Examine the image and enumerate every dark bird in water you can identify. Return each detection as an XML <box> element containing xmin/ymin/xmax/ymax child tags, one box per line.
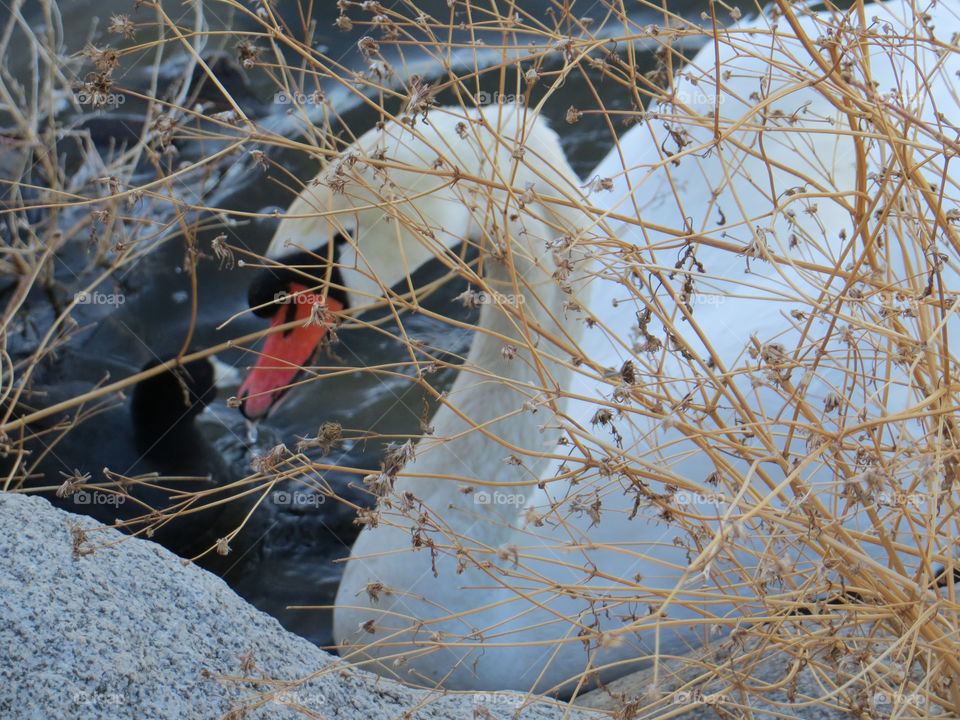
<box><xmin>6</xmin><ymin>357</ymin><xmax>238</xmax><ymax>560</ymax></box>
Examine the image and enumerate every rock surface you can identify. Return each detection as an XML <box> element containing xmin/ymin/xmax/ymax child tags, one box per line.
<box><xmin>0</xmin><ymin>492</ymin><xmax>597</xmax><ymax>720</ymax></box>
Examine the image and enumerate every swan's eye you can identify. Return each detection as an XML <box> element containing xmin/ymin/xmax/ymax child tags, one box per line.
<box><xmin>247</xmin><ymin>233</ymin><xmax>347</xmax><ymax>318</ymax></box>
<box><xmin>246</xmin><ymin>251</ymin><xmax>323</xmax><ymax>318</ymax></box>
<box><xmin>248</xmin><ymin>266</ymin><xmax>311</xmax><ymax>319</ymax></box>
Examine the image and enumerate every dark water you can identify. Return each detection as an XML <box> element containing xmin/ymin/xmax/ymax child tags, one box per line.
<box><xmin>7</xmin><ymin>0</ymin><xmax>711</xmax><ymax>649</ymax></box>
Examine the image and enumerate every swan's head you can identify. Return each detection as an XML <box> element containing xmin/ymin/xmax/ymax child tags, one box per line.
<box><xmin>237</xmin><ymin>106</ymin><xmax>577</xmax><ymax>419</ymax></box>
<box><xmin>238</xmin><ymin>245</ymin><xmax>351</xmax><ymax>419</ymax></box>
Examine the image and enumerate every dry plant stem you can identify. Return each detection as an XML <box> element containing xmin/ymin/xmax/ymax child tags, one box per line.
<box><xmin>148</xmin><ymin>2</ymin><xmax>253</xmax><ymax>131</ymax></box>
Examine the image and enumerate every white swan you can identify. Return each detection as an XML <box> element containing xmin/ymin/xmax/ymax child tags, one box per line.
<box><xmin>238</xmin><ymin>0</ymin><xmax>960</xmax><ymax>695</ymax></box>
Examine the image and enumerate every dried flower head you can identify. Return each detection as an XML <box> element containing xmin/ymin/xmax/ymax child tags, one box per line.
<box><xmin>236</xmin><ymin>40</ymin><xmax>261</xmax><ymax>69</ymax></box>
<box><xmin>83</xmin><ymin>44</ymin><xmax>120</xmax><ymax>72</ymax></box>
<box><xmin>108</xmin><ymin>14</ymin><xmax>136</xmax><ymax>39</ymax></box>
<box><xmin>251</xmin><ymin>443</ymin><xmax>291</xmax><ymax>473</ymax></box>
<box><xmin>56</xmin><ymin>469</ymin><xmax>91</xmax><ymax>498</ymax></box>
<box><xmin>211</xmin><ymin>234</ymin><xmax>235</xmax><ymax>269</ymax></box>
<box><xmin>358</xmin><ymin>36</ymin><xmax>379</xmax><ymax>57</ymax></box>
<box><xmin>296</xmin><ymin>421</ymin><xmax>343</xmax><ymax>455</ymax></box>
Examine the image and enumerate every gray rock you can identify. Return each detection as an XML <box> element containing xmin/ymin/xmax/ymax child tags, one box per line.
<box><xmin>0</xmin><ymin>492</ymin><xmax>598</xmax><ymax>720</ymax></box>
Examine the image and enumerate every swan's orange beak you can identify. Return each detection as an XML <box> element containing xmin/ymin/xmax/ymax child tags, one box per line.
<box><xmin>238</xmin><ymin>283</ymin><xmax>342</xmax><ymax>420</ymax></box>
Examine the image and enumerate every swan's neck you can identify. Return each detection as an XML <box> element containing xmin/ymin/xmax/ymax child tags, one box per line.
<box><xmin>393</xmin><ymin>216</ymin><xmax>585</xmax><ymax>514</ymax></box>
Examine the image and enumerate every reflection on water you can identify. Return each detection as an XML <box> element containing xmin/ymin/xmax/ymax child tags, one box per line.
<box><xmin>9</xmin><ymin>0</ymin><xmax>710</xmax><ymax>649</ymax></box>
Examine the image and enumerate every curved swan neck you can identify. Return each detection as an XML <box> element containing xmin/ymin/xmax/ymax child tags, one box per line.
<box><xmin>389</xmin><ymin>112</ymin><xmax>591</xmax><ymax>503</ymax></box>
<box><xmin>269</xmin><ymin>105</ymin><xmax>592</xmax><ymax>503</ymax></box>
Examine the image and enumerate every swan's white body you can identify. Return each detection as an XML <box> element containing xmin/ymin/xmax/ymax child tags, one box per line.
<box><xmin>258</xmin><ymin>0</ymin><xmax>960</xmax><ymax>694</ymax></box>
